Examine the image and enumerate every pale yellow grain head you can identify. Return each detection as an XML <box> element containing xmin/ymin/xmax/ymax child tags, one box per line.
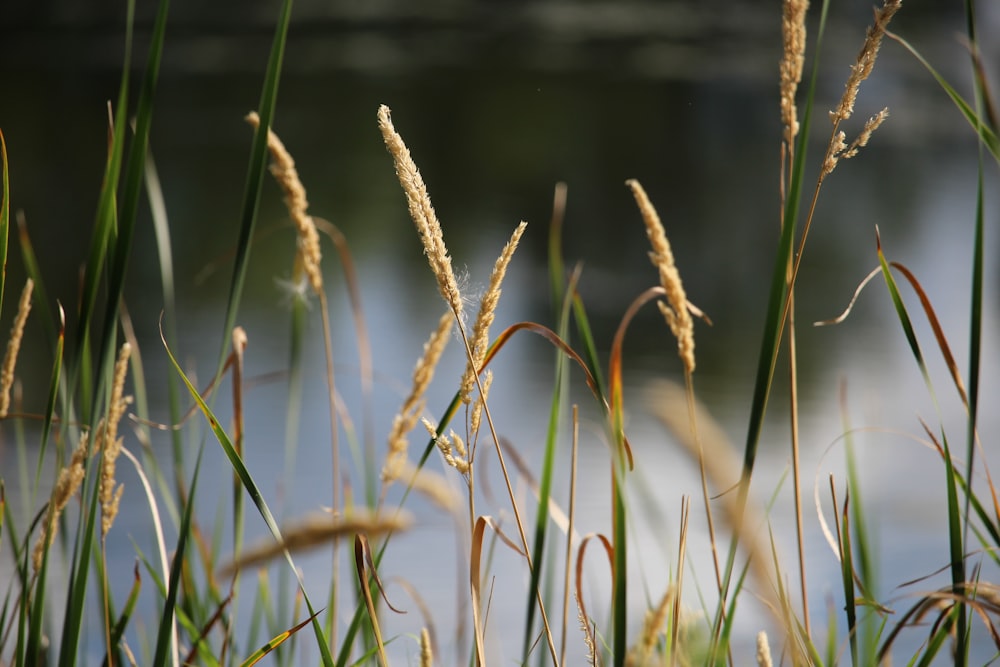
<box><xmin>0</xmin><ymin>278</ymin><xmax>33</xmax><ymax>418</ymax></box>
<box><xmin>626</xmin><ymin>179</ymin><xmax>696</xmax><ymax>374</ymax></box>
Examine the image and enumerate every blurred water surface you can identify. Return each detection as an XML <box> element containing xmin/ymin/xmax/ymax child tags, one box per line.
<box><xmin>1</xmin><ymin>1</ymin><xmax>999</xmax><ymax>663</ymax></box>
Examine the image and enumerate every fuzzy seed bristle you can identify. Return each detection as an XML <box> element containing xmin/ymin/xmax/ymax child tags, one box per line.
<box><xmin>34</xmin><ymin>433</ymin><xmax>89</xmax><ymax>571</ymax></box>
<box><xmin>382</xmin><ymin>311</ymin><xmax>452</xmax><ymax>485</ymax></box>
<box><xmin>377</xmin><ymin>105</ymin><xmax>464</xmax><ymax>320</ymax></box>
<box><xmin>626</xmin><ymin>180</ymin><xmax>696</xmax><ymax>374</ymax></box>
<box><xmin>831</xmin><ymin>0</ymin><xmax>902</xmax><ymax>123</ymax></box>
<box><xmin>780</xmin><ymin>0</ymin><xmax>809</xmax><ymax>140</ymax></box>
<box><xmin>460</xmin><ymin>221</ymin><xmax>526</xmax><ymax>404</ymax></box>
<box><xmin>246</xmin><ymin>111</ymin><xmax>324</xmax><ymax>294</ymax></box>
<box><xmin>0</xmin><ymin>278</ymin><xmax>33</xmax><ymax>419</ymax></box>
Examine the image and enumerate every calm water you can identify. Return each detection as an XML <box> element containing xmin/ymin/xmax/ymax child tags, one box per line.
<box><xmin>2</xmin><ymin>2</ymin><xmax>999</xmax><ymax>663</ymax></box>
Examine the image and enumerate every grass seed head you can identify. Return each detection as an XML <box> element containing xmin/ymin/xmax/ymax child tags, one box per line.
<box><xmin>34</xmin><ymin>433</ymin><xmax>89</xmax><ymax>571</ymax></box>
<box><xmin>460</xmin><ymin>221</ymin><xmax>526</xmax><ymax>404</ymax></box>
<box><xmin>626</xmin><ymin>179</ymin><xmax>696</xmax><ymax>374</ymax></box>
<box><xmin>382</xmin><ymin>310</ymin><xmax>452</xmax><ymax>485</ymax></box>
<box><xmin>780</xmin><ymin>0</ymin><xmax>809</xmax><ymax>139</ymax></box>
<box><xmin>377</xmin><ymin>105</ymin><xmax>464</xmax><ymax>320</ymax></box>
<box><xmin>246</xmin><ymin>111</ymin><xmax>324</xmax><ymax>294</ymax></box>
<box><xmin>0</xmin><ymin>278</ymin><xmax>33</xmax><ymax>419</ymax></box>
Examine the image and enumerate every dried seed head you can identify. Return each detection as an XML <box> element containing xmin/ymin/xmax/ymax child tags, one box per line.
<box><xmin>422</xmin><ymin>418</ymin><xmax>470</xmax><ymax>475</ymax></box>
<box><xmin>780</xmin><ymin>0</ymin><xmax>809</xmax><ymax>139</ymax></box>
<box><xmin>382</xmin><ymin>311</ymin><xmax>452</xmax><ymax>485</ymax></box>
<box><xmin>219</xmin><ymin>510</ymin><xmax>412</xmax><ymax>577</ymax></box>
<box><xmin>377</xmin><ymin>105</ymin><xmax>464</xmax><ymax>320</ymax></box>
<box><xmin>831</xmin><ymin>0</ymin><xmax>902</xmax><ymax>122</ymax></box>
<box><xmin>419</xmin><ymin>627</ymin><xmax>433</xmax><ymax>667</ymax></box>
<box><xmin>0</xmin><ymin>278</ymin><xmax>33</xmax><ymax>418</ymax></box>
<box><xmin>756</xmin><ymin>631</ymin><xmax>773</xmax><ymax>667</ymax></box>
<box><xmin>101</xmin><ymin>343</ymin><xmax>132</xmax><ymax>538</ymax></box>
<box><xmin>33</xmin><ymin>433</ymin><xmax>89</xmax><ymax>571</ymax></box>
<box><xmin>246</xmin><ymin>111</ymin><xmax>324</xmax><ymax>294</ymax></box>
<box><xmin>460</xmin><ymin>222</ymin><xmax>526</xmax><ymax>404</ymax></box>
<box><xmin>626</xmin><ymin>180</ymin><xmax>696</xmax><ymax>374</ymax></box>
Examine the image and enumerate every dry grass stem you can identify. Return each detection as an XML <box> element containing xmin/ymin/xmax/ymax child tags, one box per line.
<box><xmin>101</xmin><ymin>342</ymin><xmax>132</xmax><ymax>538</ymax></box>
<box><xmin>246</xmin><ymin>110</ymin><xmax>323</xmax><ymax>294</ymax></box>
<box><xmin>469</xmin><ymin>369</ymin><xmax>492</xmax><ymax>442</ymax></box>
<box><xmin>382</xmin><ymin>310</ymin><xmax>452</xmax><ymax>486</ymax></box>
<box><xmin>780</xmin><ymin>0</ymin><xmax>809</xmax><ymax>140</ymax></box>
<box><xmin>377</xmin><ymin>105</ymin><xmax>464</xmax><ymax>320</ymax></box>
<box><xmin>33</xmin><ymin>433</ymin><xmax>89</xmax><ymax>571</ymax></box>
<box><xmin>219</xmin><ymin>510</ymin><xmax>412</xmax><ymax>577</ymax></box>
<box><xmin>422</xmin><ymin>418</ymin><xmax>470</xmax><ymax>475</ymax></box>
<box><xmin>419</xmin><ymin>627</ymin><xmax>433</xmax><ymax>667</ymax></box>
<box><xmin>0</xmin><ymin>278</ymin><xmax>33</xmax><ymax>418</ymax></box>
<box><xmin>460</xmin><ymin>221</ymin><xmax>527</xmax><ymax>403</ymax></box>
<box><xmin>831</xmin><ymin>0</ymin><xmax>902</xmax><ymax>122</ymax></box>
<box><xmin>626</xmin><ymin>179</ymin><xmax>695</xmax><ymax>373</ymax></box>
<box><xmin>644</xmin><ymin>380</ymin><xmax>781</xmax><ymax>628</ymax></box>
<box><xmin>756</xmin><ymin>631</ymin><xmax>773</xmax><ymax>667</ymax></box>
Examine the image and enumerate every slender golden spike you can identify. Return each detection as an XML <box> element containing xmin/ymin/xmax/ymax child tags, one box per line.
<box><xmin>377</xmin><ymin>105</ymin><xmax>464</xmax><ymax>320</ymax></box>
<box><xmin>780</xmin><ymin>0</ymin><xmax>809</xmax><ymax>140</ymax></box>
<box><xmin>625</xmin><ymin>180</ymin><xmax>695</xmax><ymax>373</ymax></box>
<box><xmin>0</xmin><ymin>278</ymin><xmax>33</xmax><ymax>418</ymax></box>
<box><xmin>101</xmin><ymin>343</ymin><xmax>132</xmax><ymax>538</ymax></box>
<box><xmin>756</xmin><ymin>631</ymin><xmax>773</xmax><ymax>667</ymax></box>
<box><xmin>419</xmin><ymin>627</ymin><xmax>433</xmax><ymax>667</ymax></box>
<box><xmin>219</xmin><ymin>510</ymin><xmax>412</xmax><ymax>577</ymax></box>
<box><xmin>246</xmin><ymin>111</ymin><xmax>323</xmax><ymax>295</ymax></box>
<box><xmin>34</xmin><ymin>433</ymin><xmax>89</xmax><ymax>571</ymax></box>
<box><xmin>460</xmin><ymin>221</ymin><xmax>527</xmax><ymax>403</ymax></box>
<box><xmin>832</xmin><ymin>0</ymin><xmax>902</xmax><ymax>123</ymax></box>
<box><xmin>382</xmin><ymin>310</ymin><xmax>452</xmax><ymax>485</ymax></box>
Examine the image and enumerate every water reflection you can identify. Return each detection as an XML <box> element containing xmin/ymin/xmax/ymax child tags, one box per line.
<box><xmin>2</xmin><ymin>2</ymin><xmax>998</xmax><ymax>662</ymax></box>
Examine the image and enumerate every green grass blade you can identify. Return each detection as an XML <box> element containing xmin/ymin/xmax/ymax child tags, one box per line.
<box><xmin>0</xmin><ymin>129</ymin><xmax>8</xmax><ymax>318</ymax></box>
<box><xmin>521</xmin><ymin>265</ymin><xmax>575</xmax><ymax>661</ymax></box>
<box><xmin>888</xmin><ymin>31</ymin><xmax>999</xmax><ymax>163</ymax></box>
<box><xmin>104</xmin><ymin>562</ymin><xmax>142</xmax><ymax>667</ymax></box>
<box><xmin>152</xmin><ymin>445</ymin><xmax>201</xmax><ymax>667</ymax></box>
<box><xmin>160</xmin><ymin>324</ymin><xmax>334</xmax><ymax>667</ymax></box>
<box><xmin>876</xmin><ymin>238</ymin><xmax>968</xmax><ymax>665</ymax></box>
<box><xmin>217</xmin><ymin>0</ymin><xmax>294</xmax><ymax>370</ymax></box>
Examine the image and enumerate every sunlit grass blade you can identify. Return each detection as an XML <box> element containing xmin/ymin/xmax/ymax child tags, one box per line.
<box><xmin>240</xmin><ymin>610</ymin><xmax>321</xmax><ymax>667</ymax></box>
<box><xmin>217</xmin><ymin>0</ymin><xmax>294</xmax><ymax>369</ymax></box>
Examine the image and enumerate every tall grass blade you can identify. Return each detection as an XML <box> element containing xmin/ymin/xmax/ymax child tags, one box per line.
<box><xmin>0</xmin><ymin>129</ymin><xmax>8</xmax><ymax>318</ymax></box>
<box><xmin>876</xmin><ymin>233</ymin><xmax>967</xmax><ymax>665</ymax></box>
<box><xmin>888</xmin><ymin>32</ymin><xmax>999</xmax><ymax>163</ymax></box>
<box><xmin>159</xmin><ymin>322</ymin><xmax>334</xmax><ymax>667</ymax></box>
<box><xmin>152</xmin><ymin>446</ymin><xmax>201</xmax><ymax>667</ymax></box>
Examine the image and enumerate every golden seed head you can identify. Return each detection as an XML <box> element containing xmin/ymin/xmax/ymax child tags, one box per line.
<box><xmin>0</xmin><ymin>278</ymin><xmax>34</xmax><ymax>419</ymax></box>
<box><xmin>246</xmin><ymin>111</ymin><xmax>324</xmax><ymax>294</ymax></box>
<box><xmin>382</xmin><ymin>311</ymin><xmax>452</xmax><ymax>486</ymax></box>
<box><xmin>33</xmin><ymin>433</ymin><xmax>89</xmax><ymax>571</ymax></box>
<box><xmin>831</xmin><ymin>0</ymin><xmax>902</xmax><ymax>122</ymax></box>
<box><xmin>626</xmin><ymin>179</ymin><xmax>696</xmax><ymax>374</ymax></box>
<box><xmin>377</xmin><ymin>105</ymin><xmax>464</xmax><ymax>320</ymax></box>
<box><xmin>756</xmin><ymin>631</ymin><xmax>774</xmax><ymax>667</ymax></box>
<box><xmin>419</xmin><ymin>627</ymin><xmax>433</xmax><ymax>667</ymax></box>
<box><xmin>779</xmin><ymin>0</ymin><xmax>809</xmax><ymax>139</ymax></box>
<box><xmin>460</xmin><ymin>222</ymin><xmax>526</xmax><ymax>404</ymax></box>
